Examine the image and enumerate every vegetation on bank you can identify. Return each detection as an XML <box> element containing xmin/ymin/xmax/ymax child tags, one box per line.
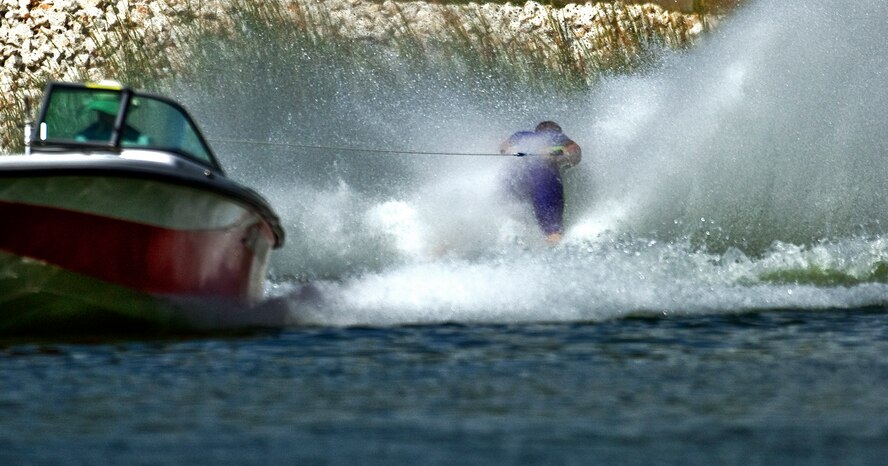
<box><xmin>0</xmin><ymin>1</ymin><xmax>185</xmax><ymax>153</ymax></box>
<box><xmin>382</xmin><ymin>0</ymin><xmax>743</xmax><ymax>14</ymax></box>
<box><xmin>1</xmin><ymin>0</ymin><xmax>723</xmax><ymax>153</ymax></box>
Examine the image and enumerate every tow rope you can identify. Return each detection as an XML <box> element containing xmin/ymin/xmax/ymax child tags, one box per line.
<box><xmin>208</xmin><ymin>137</ymin><xmax>534</xmax><ymax>157</ymax></box>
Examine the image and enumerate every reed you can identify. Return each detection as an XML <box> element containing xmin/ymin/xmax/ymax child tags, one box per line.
<box><xmin>87</xmin><ymin>6</ymin><xmax>179</xmax><ymax>90</ymax></box>
<box><xmin>1</xmin><ymin>0</ymin><xmax>712</xmax><ymax>153</ymax></box>
<box><xmin>0</xmin><ymin>0</ymin><xmax>195</xmax><ymax>152</ymax></box>
<box><xmin>379</xmin><ymin>0</ymin><xmax>744</xmax><ymax>14</ymax></box>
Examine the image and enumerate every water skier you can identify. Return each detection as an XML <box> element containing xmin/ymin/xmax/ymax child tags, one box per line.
<box><xmin>500</xmin><ymin>121</ymin><xmax>582</xmax><ymax>245</ymax></box>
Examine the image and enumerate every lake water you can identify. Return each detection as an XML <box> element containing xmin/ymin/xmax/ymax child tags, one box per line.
<box><xmin>3</xmin><ymin>309</ymin><xmax>888</xmax><ymax>464</ymax></box>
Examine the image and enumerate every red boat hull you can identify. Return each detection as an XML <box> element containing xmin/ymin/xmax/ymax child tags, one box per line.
<box><xmin>0</xmin><ymin>171</ymin><xmax>280</xmax><ymax>332</ymax></box>
<box><xmin>0</xmin><ymin>198</ymin><xmax>273</xmax><ymax>300</ymax></box>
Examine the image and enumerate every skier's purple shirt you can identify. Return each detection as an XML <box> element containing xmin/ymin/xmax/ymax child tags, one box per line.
<box><xmin>503</xmin><ymin>130</ymin><xmax>571</xmax><ymax>235</ymax></box>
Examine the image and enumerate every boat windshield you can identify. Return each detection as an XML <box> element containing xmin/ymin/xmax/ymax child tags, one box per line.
<box><xmin>37</xmin><ymin>84</ymin><xmax>217</xmax><ymax>168</ymax></box>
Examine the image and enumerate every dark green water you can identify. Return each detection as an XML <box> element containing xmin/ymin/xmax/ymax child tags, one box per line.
<box><xmin>3</xmin><ymin>309</ymin><xmax>888</xmax><ymax>464</ymax></box>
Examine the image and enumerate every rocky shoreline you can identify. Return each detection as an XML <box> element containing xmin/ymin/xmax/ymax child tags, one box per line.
<box><xmin>1</xmin><ymin>0</ymin><xmax>714</xmax><ymax>152</ymax></box>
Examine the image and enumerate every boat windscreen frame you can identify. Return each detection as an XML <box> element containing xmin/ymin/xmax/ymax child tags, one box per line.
<box><xmin>31</xmin><ymin>81</ymin><xmax>225</xmax><ymax>174</ymax></box>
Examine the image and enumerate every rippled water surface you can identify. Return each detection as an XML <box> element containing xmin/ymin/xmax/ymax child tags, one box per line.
<box><xmin>3</xmin><ymin>310</ymin><xmax>888</xmax><ymax>464</ymax></box>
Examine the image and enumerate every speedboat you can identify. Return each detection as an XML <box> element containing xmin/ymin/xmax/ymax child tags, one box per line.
<box><xmin>0</xmin><ymin>81</ymin><xmax>285</xmax><ymax>336</ymax></box>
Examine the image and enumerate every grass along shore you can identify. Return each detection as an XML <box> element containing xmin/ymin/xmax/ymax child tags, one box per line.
<box><xmin>0</xmin><ymin>0</ymin><xmax>724</xmax><ymax>153</ymax></box>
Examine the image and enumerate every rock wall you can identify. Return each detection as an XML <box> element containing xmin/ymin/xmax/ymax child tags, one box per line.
<box><xmin>306</xmin><ymin>0</ymin><xmax>706</xmax><ymax>43</ymax></box>
<box><xmin>1</xmin><ymin>0</ymin><xmax>714</xmax><ymax>152</ymax></box>
<box><xmin>293</xmin><ymin>0</ymin><xmax>708</xmax><ymax>64</ymax></box>
<box><xmin>1</xmin><ymin>0</ymin><xmax>188</xmax><ymax>101</ymax></box>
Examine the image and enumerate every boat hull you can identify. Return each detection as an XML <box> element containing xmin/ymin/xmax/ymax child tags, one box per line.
<box><xmin>0</xmin><ymin>166</ymin><xmax>280</xmax><ymax>334</ymax></box>
<box><xmin>0</xmin><ymin>249</ymin><xmax>191</xmax><ymax>336</ymax></box>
